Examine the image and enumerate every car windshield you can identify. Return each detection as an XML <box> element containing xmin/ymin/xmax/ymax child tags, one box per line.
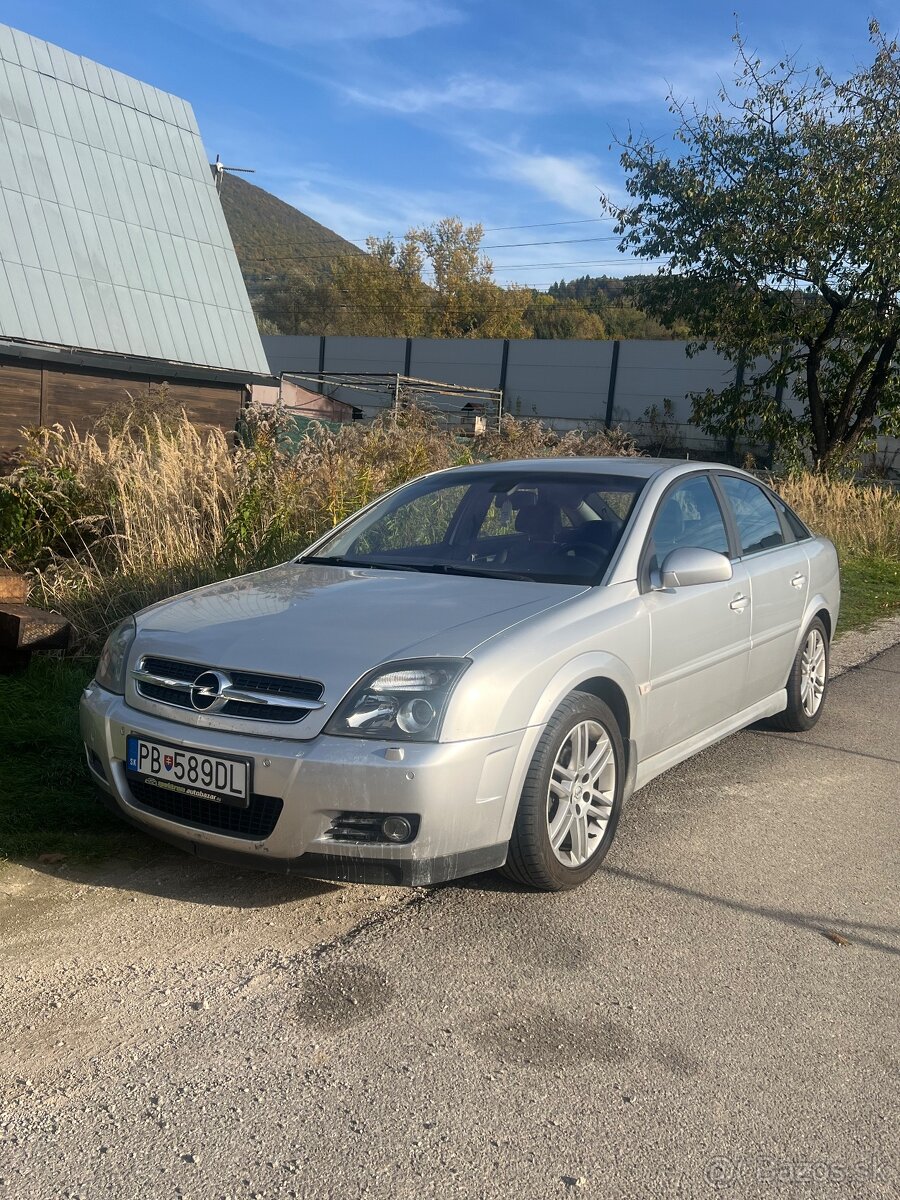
<box><xmin>303</xmin><ymin>471</ymin><xmax>647</xmax><ymax>585</ymax></box>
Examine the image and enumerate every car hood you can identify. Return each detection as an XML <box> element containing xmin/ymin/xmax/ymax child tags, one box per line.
<box><xmin>131</xmin><ymin>563</ymin><xmax>585</xmax><ymax>733</ymax></box>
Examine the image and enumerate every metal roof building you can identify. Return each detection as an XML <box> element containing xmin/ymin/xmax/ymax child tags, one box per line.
<box><xmin>0</xmin><ymin>22</ymin><xmax>269</xmax><ymax>449</ymax></box>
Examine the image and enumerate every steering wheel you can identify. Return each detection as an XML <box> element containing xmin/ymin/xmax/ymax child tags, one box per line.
<box><xmin>566</xmin><ymin>544</ymin><xmax>609</xmax><ymax>566</ymax></box>
<box><xmin>554</xmin><ymin>542</ymin><xmax>609</xmax><ymax>574</ymax></box>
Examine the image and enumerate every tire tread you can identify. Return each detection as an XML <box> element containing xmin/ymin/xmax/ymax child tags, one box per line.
<box><xmin>502</xmin><ymin>691</ymin><xmax>623</xmax><ymax>891</ymax></box>
<box><xmin>768</xmin><ymin>616</ymin><xmax>829</xmax><ymax>733</ymax></box>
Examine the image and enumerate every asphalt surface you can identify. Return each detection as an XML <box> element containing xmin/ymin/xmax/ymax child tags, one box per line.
<box><xmin>2</xmin><ymin>645</ymin><xmax>899</xmax><ymax>1199</ymax></box>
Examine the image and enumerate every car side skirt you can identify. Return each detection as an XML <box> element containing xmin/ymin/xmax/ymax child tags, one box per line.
<box><xmin>634</xmin><ymin>690</ymin><xmax>787</xmax><ymax>792</ymax></box>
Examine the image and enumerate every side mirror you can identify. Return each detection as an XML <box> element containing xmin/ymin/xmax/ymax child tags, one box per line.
<box><xmin>658</xmin><ymin>547</ymin><xmax>733</xmax><ymax>588</ymax></box>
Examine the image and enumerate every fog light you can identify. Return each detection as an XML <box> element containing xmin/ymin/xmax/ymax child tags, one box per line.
<box><xmin>381</xmin><ymin>815</ymin><xmax>413</xmax><ymax>843</ymax></box>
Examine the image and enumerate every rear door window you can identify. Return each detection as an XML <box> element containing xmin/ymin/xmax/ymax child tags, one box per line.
<box><xmin>718</xmin><ymin>476</ymin><xmax>786</xmax><ymax>556</ymax></box>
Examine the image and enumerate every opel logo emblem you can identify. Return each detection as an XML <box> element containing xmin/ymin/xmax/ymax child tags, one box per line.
<box><xmin>190</xmin><ymin>670</ymin><xmax>230</xmax><ymax>712</ymax></box>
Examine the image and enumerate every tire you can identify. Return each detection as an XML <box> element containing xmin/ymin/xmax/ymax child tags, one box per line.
<box><xmin>503</xmin><ymin>691</ymin><xmax>625</xmax><ymax>891</ymax></box>
<box><xmin>769</xmin><ymin>616</ymin><xmax>830</xmax><ymax>732</ymax></box>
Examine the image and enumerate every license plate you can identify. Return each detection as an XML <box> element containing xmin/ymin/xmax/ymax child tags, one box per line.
<box><xmin>126</xmin><ymin>735</ymin><xmax>251</xmax><ymax>808</ymax></box>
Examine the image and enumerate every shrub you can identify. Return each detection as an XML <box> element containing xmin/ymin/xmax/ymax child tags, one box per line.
<box><xmin>92</xmin><ymin>382</ymin><xmax>188</xmax><ymax>442</ymax></box>
<box><xmin>472</xmin><ymin>414</ymin><xmax>639</xmax><ymax>461</ymax></box>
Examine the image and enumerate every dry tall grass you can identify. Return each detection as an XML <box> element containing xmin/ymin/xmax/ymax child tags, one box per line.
<box><xmin>776</xmin><ymin>474</ymin><xmax>900</xmax><ymax>560</ymax></box>
<box><xmin>0</xmin><ymin>407</ymin><xmax>639</xmax><ymax>648</ymax></box>
<box><xmin>3</xmin><ymin>405</ymin><xmax>895</xmax><ymax>652</ymax></box>
<box><xmin>6</xmin><ymin>419</ymin><xmax>239</xmax><ymax>636</ymax></box>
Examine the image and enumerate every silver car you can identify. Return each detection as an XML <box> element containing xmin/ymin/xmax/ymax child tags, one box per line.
<box><xmin>80</xmin><ymin>458</ymin><xmax>839</xmax><ymax>891</ymax></box>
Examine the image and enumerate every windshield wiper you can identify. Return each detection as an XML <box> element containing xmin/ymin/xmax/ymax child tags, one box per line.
<box><xmin>300</xmin><ymin>556</ymin><xmax>429</xmax><ymax>572</ymax></box>
<box><xmin>299</xmin><ymin>556</ymin><xmax>534</xmax><ymax>581</ymax></box>
<box><xmin>420</xmin><ymin>563</ymin><xmax>535</xmax><ymax>582</ymax></box>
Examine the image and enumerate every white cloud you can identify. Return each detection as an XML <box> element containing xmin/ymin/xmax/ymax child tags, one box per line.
<box><xmin>196</xmin><ymin>0</ymin><xmax>462</xmax><ymax>45</ymax></box>
<box><xmin>275</xmin><ymin>168</ymin><xmax>470</xmax><ymax>241</ymax></box>
<box><xmin>465</xmin><ymin>137</ymin><xmax>619</xmax><ymax>218</ymax></box>
<box><xmin>342</xmin><ymin>73</ymin><xmax>535</xmax><ymax>115</ymax></box>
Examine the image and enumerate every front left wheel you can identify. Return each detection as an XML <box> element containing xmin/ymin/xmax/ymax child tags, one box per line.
<box><xmin>503</xmin><ymin>691</ymin><xmax>625</xmax><ymax>891</ymax></box>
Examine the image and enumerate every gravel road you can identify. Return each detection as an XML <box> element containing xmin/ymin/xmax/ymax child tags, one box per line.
<box><xmin>2</xmin><ymin>642</ymin><xmax>898</xmax><ymax>1199</ymax></box>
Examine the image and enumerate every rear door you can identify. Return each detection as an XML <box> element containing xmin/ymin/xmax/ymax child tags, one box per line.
<box><xmin>715</xmin><ymin>474</ymin><xmax>809</xmax><ymax>705</ymax></box>
<box><xmin>641</xmin><ymin>473</ymin><xmax>752</xmax><ymax>757</ymax></box>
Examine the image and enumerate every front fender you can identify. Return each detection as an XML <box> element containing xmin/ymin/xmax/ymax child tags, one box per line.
<box><xmin>494</xmin><ymin>651</ymin><xmax>643</xmax><ymax>844</ymax></box>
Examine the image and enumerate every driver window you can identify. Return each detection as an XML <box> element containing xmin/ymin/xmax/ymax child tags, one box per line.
<box><xmin>648</xmin><ymin>476</ymin><xmax>729</xmax><ymax>573</ymax></box>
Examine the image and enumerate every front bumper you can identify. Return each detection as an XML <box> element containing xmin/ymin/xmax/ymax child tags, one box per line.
<box><xmin>80</xmin><ymin>684</ymin><xmax>521</xmax><ymax>886</ymax></box>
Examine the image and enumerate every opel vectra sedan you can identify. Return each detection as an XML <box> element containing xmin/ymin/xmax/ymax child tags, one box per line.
<box><xmin>80</xmin><ymin>459</ymin><xmax>839</xmax><ymax>891</ymax></box>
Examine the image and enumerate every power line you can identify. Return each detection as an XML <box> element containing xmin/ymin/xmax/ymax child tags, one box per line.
<box><xmin>482</xmin><ymin>217</ymin><xmax>617</xmax><ymax>232</ymax></box>
<box><xmin>337</xmin><ymin>217</ymin><xmax>618</xmax><ymax>240</ymax></box>
<box><xmin>244</xmin><ymin>257</ymin><xmax>666</xmax><ymax>276</ymax></box>
<box><xmin>428</xmin><ymin>258</ymin><xmax>669</xmax><ymax>272</ymax></box>
<box><xmin>484</xmin><ymin>236</ymin><xmax>621</xmax><ymax>249</ymax></box>
<box><xmin>238</xmin><ymin>234</ymin><xmax>627</xmax><ymax>265</ymax></box>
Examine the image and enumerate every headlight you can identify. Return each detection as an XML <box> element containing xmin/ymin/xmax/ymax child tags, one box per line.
<box><xmin>326</xmin><ymin>658</ymin><xmax>470</xmax><ymax>742</ymax></box>
<box><xmin>95</xmin><ymin>618</ymin><xmax>136</xmax><ymax>694</ymax></box>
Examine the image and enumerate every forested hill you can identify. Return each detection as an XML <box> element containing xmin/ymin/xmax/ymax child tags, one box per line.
<box><xmin>219</xmin><ymin>173</ymin><xmax>361</xmax><ymax>286</ymax></box>
<box><xmin>550</xmin><ymin>275</ymin><xmax>635</xmax><ymax>304</ymax></box>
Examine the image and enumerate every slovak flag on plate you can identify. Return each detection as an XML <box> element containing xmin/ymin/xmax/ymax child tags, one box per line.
<box><xmin>164</xmin><ymin>754</ymin><xmax>174</xmax><ymax>771</ymax></box>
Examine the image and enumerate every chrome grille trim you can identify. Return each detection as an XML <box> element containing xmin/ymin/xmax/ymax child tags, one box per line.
<box><xmin>131</xmin><ymin>667</ymin><xmax>192</xmax><ymax>693</ymax></box>
<box><xmin>132</xmin><ymin>657</ymin><xmax>325</xmax><ymax>722</ymax></box>
<box><xmin>132</xmin><ymin>666</ymin><xmax>325</xmax><ymax>711</ymax></box>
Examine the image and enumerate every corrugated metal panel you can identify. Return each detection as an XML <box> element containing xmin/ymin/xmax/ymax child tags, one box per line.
<box><xmin>0</xmin><ymin>22</ymin><xmax>268</xmax><ymax>375</ymax></box>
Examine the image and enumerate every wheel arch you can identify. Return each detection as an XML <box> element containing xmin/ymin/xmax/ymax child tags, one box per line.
<box><xmin>495</xmin><ymin>653</ymin><xmax>642</xmax><ymax>844</ymax></box>
<box><xmin>572</xmin><ymin>676</ymin><xmax>632</xmax><ymax>744</ymax></box>
<box><xmin>791</xmin><ymin>594</ymin><xmax>836</xmax><ymax>660</ymax></box>
<box><xmin>814</xmin><ymin>606</ymin><xmax>832</xmax><ymax>641</ymax></box>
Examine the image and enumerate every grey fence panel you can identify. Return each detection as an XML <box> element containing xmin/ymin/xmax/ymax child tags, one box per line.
<box><xmin>261</xmin><ymin>335</ymin><xmax>900</xmax><ymax>469</ymax></box>
<box><xmin>504</xmin><ymin>339</ymin><xmax>615</xmax><ymax>423</ymax></box>
<box><xmin>323</xmin><ymin>336</ymin><xmax>407</xmax><ymax>374</ymax></box>
<box><xmin>613</xmin><ymin>340</ymin><xmax>734</xmax><ymax>426</ymax></box>
<box><xmin>262</xmin><ymin>335</ymin><xmax>322</xmax><ymax>376</ymax></box>
<box><xmin>408</xmin><ymin>338</ymin><xmax>506</xmax><ymax>390</ymax></box>
<box><xmin>262</xmin><ymin>334</ymin><xmax>737</xmax><ymax>441</ymax></box>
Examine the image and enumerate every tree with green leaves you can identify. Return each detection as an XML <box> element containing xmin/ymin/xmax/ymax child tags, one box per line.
<box><xmin>525</xmin><ymin>293</ymin><xmax>607</xmax><ymax>339</ymax></box>
<box><xmin>610</xmin><ymin>22</ymin><xmax>900</xmax><ymax>471</ymax></box>
<box><xmin>260</xmin><ymin>219</ymin><xmax>532</xmax><ymax>340</ymax></box>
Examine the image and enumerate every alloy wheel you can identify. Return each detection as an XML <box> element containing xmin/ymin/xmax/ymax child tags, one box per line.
<box><xmin>800</xmin><ymin>628</ymin><xmax>827</xmax><ymax>717</ymax></box>
<box><xmin>546</xmin><ymin>719</ymin><xmax>616</xmax><ymax>868</ymax></box>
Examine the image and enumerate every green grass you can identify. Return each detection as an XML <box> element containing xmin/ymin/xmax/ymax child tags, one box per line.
<box><xmin>0</xmin><ymin>657</ymin><xmax>146</xmax><ymax>865</ymax></box>
<box><xmin>1</xmin><ymin>557</ymin><xmax>897</xmax><ymax>867</ymax></box>
<box><xmin>838</xmin><ymin>557</ymin><xmax>900</xmax><ymax>631</ymax></box>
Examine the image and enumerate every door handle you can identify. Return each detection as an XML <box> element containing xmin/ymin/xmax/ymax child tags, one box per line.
<box><xmin>730</xmin><ymin>593</ymin><xmax>750</xmax><ymax>612</ymax></box>
<box><xmin>791</xmin><ymin>573</ymin><xmax>806</xmax><ymax>589</ymax></box>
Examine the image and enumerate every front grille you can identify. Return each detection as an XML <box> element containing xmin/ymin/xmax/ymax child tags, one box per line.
<box><xmin>136</xmin><ymin>657</ymin><xmax>324</xmax><ymax>724</ymax></box>
<box><xmin>128</xmin><ymin>778</ymin><xmax>283</xmax><ymax>840</ymax></box>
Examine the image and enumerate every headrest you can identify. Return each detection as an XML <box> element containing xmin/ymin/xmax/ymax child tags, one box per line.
<box><xmin>516</xmin><ymin>502</ymin><xmax>558</xmax><ymax>541</ymax></box>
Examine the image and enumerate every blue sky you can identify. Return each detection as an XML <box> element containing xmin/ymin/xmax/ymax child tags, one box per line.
<box><xmin>3</xmin><ymin>0</ymin><xmax>896</xmax><ymax>285</ymax></box>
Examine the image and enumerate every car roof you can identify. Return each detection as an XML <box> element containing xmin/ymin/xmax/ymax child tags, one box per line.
<box><xmin>427</xmin><ymin>457</ymin><xmax>737</xmax><ymax>482</ymax></box>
